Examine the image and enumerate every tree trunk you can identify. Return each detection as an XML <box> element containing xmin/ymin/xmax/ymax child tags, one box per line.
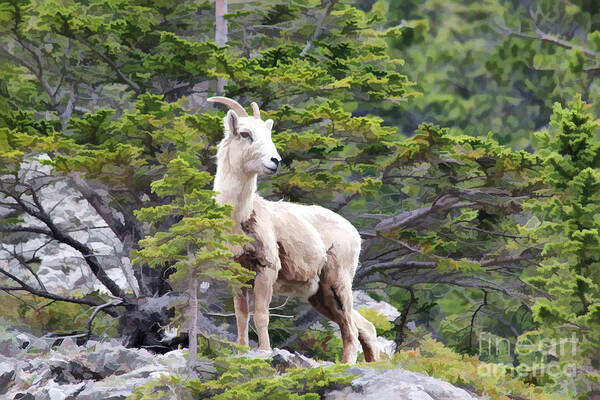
<box><xmin>188</xmin><ymin>274</ymin><xmax>199</xmax><ymax>378</ymax></box>
<box><xmin>215</xmin><ymin>0</ymin><xmax>228</xmax><ymax>94</ymax></box>
<box><xmin>187</xmin><ymin>244</ymin><xmax>199</xmax><ymax>378</ymax></box>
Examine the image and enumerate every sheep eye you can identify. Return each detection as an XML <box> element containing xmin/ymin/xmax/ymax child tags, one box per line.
<box><xmin>240</xmin><ymin>130</ymin><xmax>253</xmax><ymax>141</ymax></box>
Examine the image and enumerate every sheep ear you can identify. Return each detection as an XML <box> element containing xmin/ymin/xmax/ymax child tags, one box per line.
<box><xmin>265</xmin><ymin>119</ymin><xmax>274</xmax><ymax>131</ymax></box>
<box><xmin>226</xmin><ymin>109</ymin><xmax>239</xmax><ymax>136</ymax></box>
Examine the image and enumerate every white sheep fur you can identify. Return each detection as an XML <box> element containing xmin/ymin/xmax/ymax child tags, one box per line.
<box><xmin>209</xmin><ymin>97</ymin><xmax>379</xmax><ymax>363</ymax></box>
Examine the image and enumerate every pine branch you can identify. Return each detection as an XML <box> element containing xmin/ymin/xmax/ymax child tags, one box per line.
<box><xmin>0</xmin><ymin>44</ymin><xmax>59</xmax><ymax>108</ymax></box>
<box><xmin>72</xmin><ymin>34</ymin><xmax>141</xmax><ymax>94</ymax></box>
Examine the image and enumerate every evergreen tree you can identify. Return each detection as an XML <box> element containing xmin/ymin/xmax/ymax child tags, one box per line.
<box><xmin>522</xmin><ymin>96</ymin><xmax>600</xmax><ymax>396</ymax></box>
<box><xmin>132</xmin><ymin>156</ymin><xmax>252</xmax><ymax>375</ymax></box>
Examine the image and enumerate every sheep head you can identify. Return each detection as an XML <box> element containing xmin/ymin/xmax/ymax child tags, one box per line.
<box><xmin>209</xmin><ymin>96</ymin><xmax>281</xmax><ymax>176</ymax></box>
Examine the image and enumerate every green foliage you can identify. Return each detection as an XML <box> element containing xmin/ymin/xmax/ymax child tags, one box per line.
<box><xmin>132</xmin><ymin>156</ymin><xmax>253</xmax><ymax>288</ymax></box>
<box><xmin>129</xmin><ymin>356</ymin><xmax>353</xmax><ymax>400</ymax></box>
<box><xmin>289</xmin><ymin>325</ymin><xmax>344</xmax><ymax>362</ymax></box>
<box><xmin>521</xmin><ymin>96</ymin><xmax>600</xmax><ymax>396</ymax></box>
<box><xmin>357</xmin><ymin>307</ymin><xmax>394</xmax><ymax>338</ymax></box>
<box><xmin>0</xmin><ymin>293</ymin><xmax>118</xmax><ymax>338</ymax></box>
<box><xmin>2</xmin><ymin>0</ymin><xmax>599</xmax><ymax>397</ymax></box>
<box><xmin>388</xmin><ymin>335</ymin><xmax>559</xmax><ymax>400</ymax></box>
<box><xmin>130</xmin><ymin>337</ymin><xmax>557</xmax><ymax>400</ymax></box>
<box><xmin>382</xmin><ymin>0</ymin><xmax>600</xmax><ymax>147</ymax></box>
<box><xmin>196</xmin><ymin>334</ymin><xmax>250</xmax><ymax>359</ymax></box>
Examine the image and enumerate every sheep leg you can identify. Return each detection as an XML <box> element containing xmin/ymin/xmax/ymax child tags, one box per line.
<box><xmin>253</xmin><ymin>268</ymin><xmax>277</xmax><ymax>351</ymax></box>
<box><xmin>309</xmin><ymin>281</ymin><xmax>359</xmax><ymax>363</ymax></box>
<box><xmin>233</xmin><ymin>287</ymin><xmax>250</xmax><ymax>347</ymax></box>
<box><xmin>353</xmin><ymin>310</ymin><xmax>380</xmax><ymax>362</ymax></box>
<box><xmin>335</xmin><ymin>284</ymin><xmax>360</xmax><ymax>364</ymax></box>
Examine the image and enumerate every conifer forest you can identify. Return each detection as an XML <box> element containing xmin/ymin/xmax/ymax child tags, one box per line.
<box><xmin>1</xmin><ymin>1</ymin><xmax>600</xmax><ymax>399</ymax></box>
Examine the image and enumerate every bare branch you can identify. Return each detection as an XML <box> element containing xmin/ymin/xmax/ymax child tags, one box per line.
<box><xmin>454</xmin><ymin>222</ymin><xmax>528</xmax><ymax>239</ymax></box>
<box><xmin>0</xmin><ymin>191</ymin><xmax>126</xmax><ymax>299</ymax></box>
<box><xmin>0</xmin><ymin>225</ymin><xmax>53</xmax><ymax>236</ymax></box>
<box><xmin>496</xmin><ymin>23</ymin><xmax>596</xmax><ymax>59</ymax></box>
<box><xmin>0</xmin><ymin>267</ymin><xmax>120</xmax><ymax>316</ymax></box>
<box><xmin>374</xmin><ymin>195</ymin><xmax>474</xmax><ymax>232</ymax></box>
<box><xmin>355</xmin><ymin>253</ymin><xmax>540</xmax><ymax>285</ymax></box>
<box><xmin>85</xmin><ymin>299</ymin><xmax>122</xmax><ymax>340</ymax></box>
<box><xmin>468</xmin><ymin>290</ymin><xmax>487</xmax><ymax>351</ymax></box>
<box><xmin>300</xmin><ymin>0</ymin><xmax>336</xmax><ymax>57</ymax></box>
<box><xmin>10</xmin><ymin>248</ymin><xmax>47</xmax><ymax>291</ymax></box>
<box><xmin>69</xmin><ymin>174</ymin><xmax>134</xmax><ymax>243</ymax></box>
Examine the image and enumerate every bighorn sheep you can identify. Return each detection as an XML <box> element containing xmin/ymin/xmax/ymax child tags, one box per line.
<box><xmin>209</xmin><ymin>96</ymin><xmax>379</xmax><ymax>363</ymax></box>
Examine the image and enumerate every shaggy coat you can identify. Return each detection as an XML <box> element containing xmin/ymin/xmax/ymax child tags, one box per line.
<box><xmin>210</xmin><ymin>97</ymin><xmax>379</xmax><ymax>363</ymax></box>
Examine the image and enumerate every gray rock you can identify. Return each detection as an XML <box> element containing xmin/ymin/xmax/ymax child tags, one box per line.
<box><xmin>16</xmin><ymin>333</ymin><xmax>38</xmax><ymax>350</ymax></box>
<box><xmin>83</xmin><ymin>343</ymin><xmax>156</xmax><ymax>377</ymax></box>
<box><xmin>0</xmin><ymin>360</ymin><xmax>15</xmax><ymax>394</ymax></box>
<box><xmin>15</xmin><ymin>381</ymin><xmax>86</xmax><ymax>400</ymax></box>
<box><xmin>3</xmin><ymin>326</ymin><xmax>481</xmax><ymax>400</ymax></box>
<box><xmin>353</xmin><ymin>291</ymin><xmax>401</xmax><ymax>321</ymax></box>
<box><xmin>26</xmin><ymin>337</ymin><xmax>52</xmax><ymax>354</ymax></box>
<box><xmin>50</xmin><ymin>360</ymin><xmax>103</xmax><ymax>384</ymax></box>
<box><xmin>377</xmin><ymin>336</ymin><xmax>397</xmax><ymax>356</ymax></box>
<box><xmin>156</xmin><ymin>349</ymin><xmax>188</xmax><ymax>375</ymax></box>
<box><xmin>77</xmin><ymin>366</ymin><xmax>168</xmax><ymax>400</ymax></box>
<box><xmin>326</xmin><ymin>366</ymin><xmax>477</xmax><ymax>400</ymax></box>
<box><xmin>0</xmin><ymin>159</ymin><xmax>139</xmax><ymax>297</ymax></box>
<box><xmin>243</xmin><ymin>348</ymin><xmax>326</xmax><ymax>371</ymax></box>
<box><xmin>0</xmin><ymin>337</ymin><xmax>21</xmax><ymax>358</ymax></box>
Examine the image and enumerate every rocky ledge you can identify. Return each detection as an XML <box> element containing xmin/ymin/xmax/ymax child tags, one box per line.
<box><xmin>1</xmin><ymin>328</ymin><xmax>478</xmax><ymax>400</ymax></box>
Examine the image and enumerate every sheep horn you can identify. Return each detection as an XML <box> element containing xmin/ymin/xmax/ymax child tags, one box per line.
<box><xmin>251</xmin><ymin>102</ymin><xmax>260</xmax><ymax>119</ymax></box>
<box><xmin>207</xmin><ymin>96</ymin><xmax>248</xmax><ymax>117</ymax></box>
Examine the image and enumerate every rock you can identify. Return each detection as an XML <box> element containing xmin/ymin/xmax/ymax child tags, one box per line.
<box><xmin>56</xmin><ymin>338</ymin><xmax>78</xmax><ymax>357</ymax></box>
<box><xmin>16</xmin><ymin>333</ymin><xmax>38</xmax><ymax>350</ymax></box>
<box><xmin>0</xmin><ymin>159</ymin><xmax>139</xmax><ymax>297</ymax></box>
<box><xmin>0</xmin><ymin>337</ymin><xmax>21</xmax><ymax>358</ymax></box>
<box><xmin>3</xmin><ymin>325</ymin><xmax>481</xmax><ymax>400</ymax></box>
<box><xmin>243</xmin><ymin>348</ymin><xmax>326</xmax><ymax>371</ymax></box>
<box><xmin>156</xmin><ymin>349</ymin><xmax>188</xmax><ymax>375</ymax></box>
<box><xmin>83</xmin><ymin>342</ymin><xmax>156</xmax><ymax>377</ymax></box>
<box><xmin>50</xmin><ymin>360</ymin><xmax>103</xmax><ymax>384</ymax></box>
<box><xmin>353</xmin><ymin>291</ymin><xmax>401</xmax><ymax>321</ymax></box>
<box><xmin>76</xmin><ymin>366</ymin><xmax>169</xmax><ymax>400</ymax></box>
<box><xmin>12</xmin><ymin>393</ymin><xmax>35</xmax><ymax>400</ymax></box>
<box><xmin>0</xmin><ymin>360</ymin><xmax>15</xmax><ymax>394</ymax></box>
<box><xmin>15</xmin><ymin>381</ymin><xmax>86</xmax><ymax>400</ymax></box>
<box><xmin>377</xmin><ymin>336</ymin><xmax>397</xmax><ymax>356</ymax></box>
<box><xmin>326</xmin><ymin>366</ymin><xmax>477</xmax><ymax>400</ymax></box>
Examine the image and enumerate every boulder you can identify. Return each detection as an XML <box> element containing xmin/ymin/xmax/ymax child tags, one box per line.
<box><xmin>0</xmin><ymin>159</ymin><xmax>138</xmax><ymax>297</ymax></box>
<box><xmin>326</xmin><ymin>366</ymin><xmax>478</xmax><ymax>400</ymax></box>
<box><xmin>4</xmin><ymin>328</ymin><xmax>482</xmax><ymax>400</ymax></box>
<box><xmin>243</xmin><ymin>348</ymin><xmax>325</xmax><ymax>371</ymax></box>
<box><xmin>0</xmin><ymin>360</ymin><xmax>15</xmax><ymax>394</ymax></box>
<box><xmin>353</xmin><ymin>291</ymin><xmax>401</xmax><ymax>321</ymax></box>
<box><xmin>82</xmin><ymin>342</ymin><xmax>156</xmax><ymax>377</ymax></box>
